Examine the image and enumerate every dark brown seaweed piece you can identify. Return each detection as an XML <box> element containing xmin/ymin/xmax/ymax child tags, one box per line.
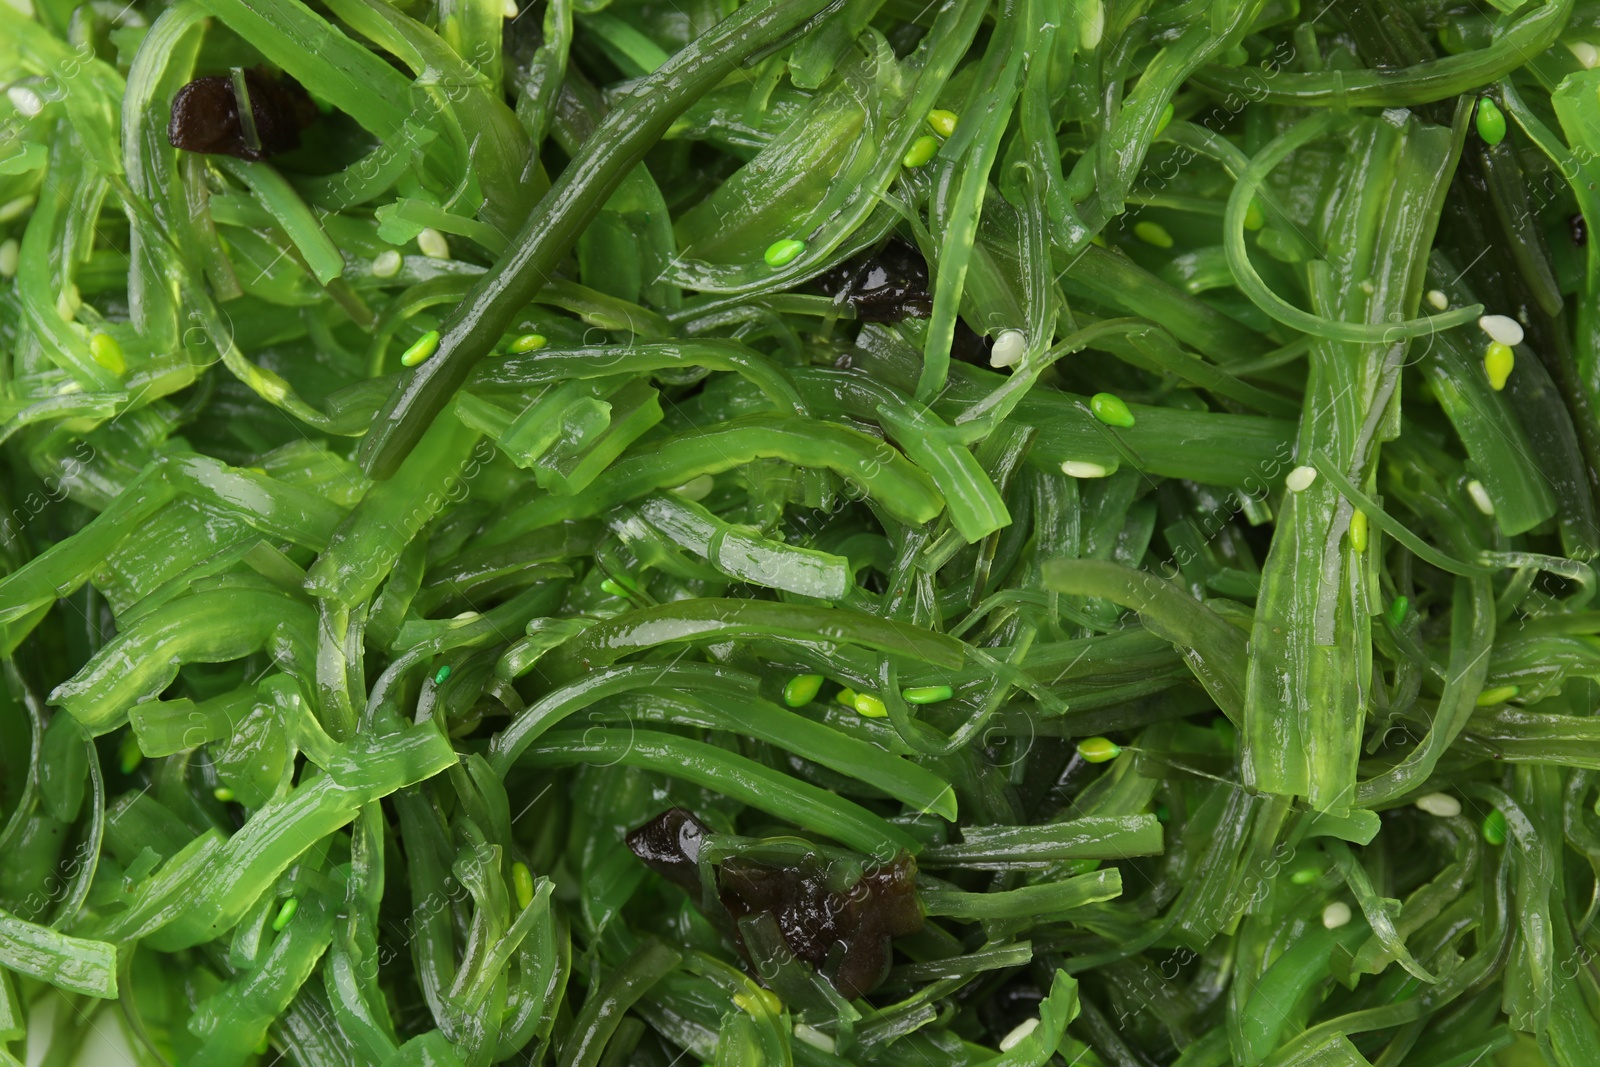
<box><xmin>817</xmin><ymin>239</ymin><xmax>934</xmax><ymax>323</ymax></box>
<box><xmin>627</xmin><ymin>809</ymin><xmax>922</xmax><ymax>998</ymax></box>
<box><xmin>168</xmin><ymin>68</ymin><xmax>317</xmax><ymax>162</ymax></box>
<box><xmin>624</xmin><ymin>807</ymin><xmax>709</xmax><ymax>896</ymax></box>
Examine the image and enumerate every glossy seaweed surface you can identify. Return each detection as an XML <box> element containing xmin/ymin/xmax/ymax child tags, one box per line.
<box><xmin>4</xmin><ymin>0</ymin><xmax>1600</xmax><ymax>1065</ymax></box>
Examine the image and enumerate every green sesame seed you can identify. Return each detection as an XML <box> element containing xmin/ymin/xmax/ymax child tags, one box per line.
<box><xmin>1349</xmin><ymin>510</ymin><xmax>1368</xmax><ymax>553</ymax></box>
<box><xmin>118</xmin><ymin>732</ymin><xmax>143</xmax><ymax>775</ymax></box>
<box><xmin>600</xmin><ymin>577</ymin><xmax>627</xmax><ymax>597</ymax></box>
<box><xmin>1476</xmin><ymin>684</ymin><xmax>1519</xmax><ymax>707</ymax></box>
<box><xmin>1155</xmin><ymin>102</ymin><xmax>1174</xmax><ymax>135</ymax></box>
<box><xmin>1289</xmin><ymin>867</ymin><xmax>1320</xmax><ymax>885</ymax></box>
<box><xmin>1133</xmin><ymin>221</ymin><xmax>1174</xmax><ymax>248</ymax></box>
<box><xmin>272</xmin><ymin>897</ymin><xmax>299</xmax><ymax>931</ymax></box>
<box><xmin>434</xmin><ymin>665</ymin><xmax>452</xmax><ymax>685</ymax></box>
<box><xmin>510</xmin><ymin>333</ymin><xmax>547</xmax><ymax>354</ymax></box>
<box><xmin>213</xmin><ymin>786</ymin><xmax>235</xmax><ymax>802</ymax></box>
<box><xmin>902</xmin><ymin>134</ymin><xmax>940</xmax><ymax>168</ymax></box>
<box><xmin>854</xmin><ymin>692</ymin><xmax>888</xmax><ymax>718</ymax></box>
<box><xmin>901</xmin><ymin>685</ymin><xmax>953</xmax><ymax>704</ymax></box>
<box><xmin>1475</xmin><ymin>97</ymin><xmax>1507</xmax><ymax>146</ymax></box>
<box><xmin>1089</xmin><ymin>392</ymin><xmax>1136</xmax><ymax>428</ymax></box>
<box><xmin>1387</xmin><ymin>596</ymin><xmax>1409</xmax><ymax>628</ymax></box>
<box><xmin>1243</xmin><ymin>200</ymin><xmax>1266</xmax><ymax>231</ymax></box>
<box><xmin>400</xmin><ymin>329</ymin><xmax>441</xmax><ymax>367</ymax></box>
<box><xmin>835</xmin><ymin>687</ymin><xmax>858</xmax><ymax>709</ymax></box>
<box><xmin>1484</xmin><ymin>341</ymin><xmax>1514</xmax><ymax>391</ymax></box>
<box><xmin>783</xmin><ymin>673</ymin><xmax>824</xmax><ymax>707</ymax></box>
<box><xmin>1481</xmin><ymin>808</ymin><xmax>1507</xmax><ymax>846</ymax></box>
<box><xmin>513</xmin><ymin>861</ymin><xmax>535</xmax><ymax>909</ymax></box>
<box><xmin>1077</xmin><ymin>737</ymin><xmax>1122</xmax><ymax>763</ymax></box>
<box><xmin>89</xmin><ymin>332</ymin><xmax>126</xmax><ymax>375</ymax></box>
<box><xmin>926</xmin><ymin>109</ymin><xmax>958</xmax><ymax>138</ymax></box>
<box><xmin>763</xmin><ymin>239</ymin><xmax>806</xmax><ymax>268</ymax></box>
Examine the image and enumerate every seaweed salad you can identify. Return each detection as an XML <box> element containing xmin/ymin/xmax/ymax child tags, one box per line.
<box><xmin>3</xmin><ymin>0</ymin><xmax>1600</xmax><ymax>1063</ymax></box>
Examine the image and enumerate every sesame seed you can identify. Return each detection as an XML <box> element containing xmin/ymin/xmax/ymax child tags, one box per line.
<box><xmin>0</xmin><ymin>196</ymin><xmax>35</xmax><ymax>223</ymax></box>
<box><xmin>783</xmin><ymin>674</ymin><xmax>824</xmax><ymax>707</ymax></box>
<box><xmin>1285</xmin><ymin>465</ymin><xmax>1317</xmax><ymax>492</ymax></box>
<box><xmin>1060</xmin><ymin>460</ymin><xmax>1110</xmax><ymax>479</ymax></box>
<box><xmin>1426</xmin><ymin>289</ymin><xmax>1448</xmax><ymax>310</ymax></box>
<box><xmin>1483</xmin><ymin>341</ymin><xmax>1515</xmax><ymax>391</ymax></box>
<box><xmin>400</xmin><ymin>329</ymin><xmax>441</xmax><ymax>367</ymax></box>
<box><xmin>763</xmin><ymin>238</ymin><xmax>805</xmax><ymax>267</ymax></box>
<box><xmin>1466</xmin><ymin>479</ymin><xmax>1495</xmax><ymax>516</ymax></box>
<box><xmin>854</xmin><ymin>693</ymin><xmax>888</xmax><ymax>718</ymax></box>
<box><xmin>1322</xmin><ymin>901</ymin><xmax>1352</xmax><ymax>929</ymax></box>
<box><xmin>926</xmin><ymin>109</ymin><xmax>958</xmax><ymax>138</ymax></box>
<box><xmin>1090</xmin><ymin>392</ymin><xmax>1136</xmax><ymax>428</ymax></box>
<box><xmin>417</xmin><ymin>228</ymin><xmax>450</xmax><ymax>259</ymax></box>
<box><xmin>989</xmin><ymin>329</ymin><xmax>1026</xmax><ymax>368</ymax></box>
<box><xmin>1076</xmin><ymin>737</ymin><xmax>1122</xmax><ymax>763</ymax></box>
<box><xmin>793</xmin><ymin>1024</ymin><xmax>835</xmax><ymax>1054</ymax></box>
<box><xmin>1347</xmin><ymin>510</ymin><xmax>1368</xmax><ymax>553</ymax></box>
<box><xmin>512</xmin><ymin>862</ymin><xmax>534</xmax><ymax>909</ymax></box>
<box><xmin>999</xmin><ymin>1018</ymin><xmax>1039</xmax><ymax>1052</ymax></box>
<box><xmin>372</xmin><ymin>250</ymin><xmax>402</xmax><ymax>277</ymax></box>
<box><xmin>7</xmin><ymin>86</ymin><xmax>43</xmax><ymax>117</ymax></box>
<box><xmin>1476</xmin><ymin>685</ymin><xmax>1519</xmax><ymax>707</ymax></box>
<box><xmin>272</xmin><ymin>897</ymin><xmax>299</xmax><ymax>931</ymax></box>
<box><xmin>671</xmin><ymin>474</ymin><xmax>714</xmax><ymax>500</ymax></box>
<box><xmin>1478</xmin><ymin>314</ymin><xmax>1524</xmax><ymax>347</ymax></box>
<box><xmin>1415</xmin><ymin>792</ymin><xmax>1462</xmax><ymax>818</ymax></box>
<box><xmin>1133</xmin><ymin>220</ymin><xmax>1174</xmax><ymax>248</ymax></box>
<box><xmin>902</xmin><ymin>135</ymin><xmax>939</xmax><ymax>168</ymax></box>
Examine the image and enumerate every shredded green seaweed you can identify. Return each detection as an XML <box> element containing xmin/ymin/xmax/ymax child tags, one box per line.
<box><xmin>4</xmin><ymin>0</ymin><xmax>1600</xmax><ymax>1064</ymax></box>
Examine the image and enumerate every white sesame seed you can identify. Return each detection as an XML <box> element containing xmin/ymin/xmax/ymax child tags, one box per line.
<box><xmin>672</xmin><ymin>474</ymin><xmax>714</xmax><ymax>501</ymax></box>
<box><xmin>452</xmin><ymin>610</ymin><xmax>480</xmax><ymax>622</ymax></box>
<box><xmin>1426</xmin><ymin>290</ymin><xmax>1448</xmax><ymax>311</ymax></box>
<box><xmin>989</xmin><ymin>329</ymin><xmax>1027</xmax><ymax>369</ymax></box>
<box><xmin>1466</xmin><ymin>480</ymin><xmax>1495</xmax><ymax>516</ymax></box>
<box><xmin>1322</xmin><ymin>901</ymin><xmax>1352</xmax><ymax>929</ymax></box>
<box><xmin>1570</xmin><ymin>41</ymin><xmax>1600</xmax><ymax>69</ymax></box>
<box><xmin>418</xmin><ymin>228</ymin><xmax>451</xmax><ymax>260</ymax></box>
<box><xmin>55</xmin><ymin>286</ymin><xmax>78</xmax><ymax>322</ymax></box>
<box><xmin>999</xmin><ymin>1018</ymin><xmax>1039</xmax><ymax>1052</ymax></box>
<box><xmin>1478</xmin><ymin>314</ymin><xmax>1524</xmax><ymax>347</ymax></box>
<box><xmin>1080</xmin><ymin>0</ymin><xmax>1104</xmax><ymax>49</ymax></box>
<box><xmin>0</xmin><ymin>196</ymin><xmax>35</xmax><ymax>223</ymax></box>
<box><xmin>1060</xmin><ymin>460</ymin><xmax>1110</xmax><ymax>479</ymax></box>
<box><xmin>1415</xmin><ymin>792</ymin><xmax>1462</xmax><ymax>818</ymax></box>
<box><xmin>1358</xmin><ymin>279</ymin><xmax>1374</xmax><ymax>295</ymax></box>
<box><xmin>793</xmin><ymin>1024</ymin><xmax>835</xmax><ymax>1054</ymax></box>
<box><xmin>372</xmin><ymin>249</ymin><xmax>402</xmax><ymax>277</ymax></box>
<box><xmin>502</xmin><ymin>0</ymin><xmax>519</xmax><ymax>16</ymax></box>
<box><xmin>7</xmin><ymin>86</ymin><xmax>43</xmax><ymax>117</ymax></box>
<box><xmin>0</xmin><ymin>238</ymin><xmax>17</xmax><ymax>278</ymax></box>
<box><xmin>1285</xmin><ymin>466</ymin><xmax>1317</xmax><ymax>492</ymax></box>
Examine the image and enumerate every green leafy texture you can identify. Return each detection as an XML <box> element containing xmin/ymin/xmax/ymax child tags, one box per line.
<box><xmin>6</xmin><ymin>1</ymin><xmax>1600</xmax><ymax>1064</ymax></box>
<box><xmin>0</xmin><ymin>908</ymin><xmax>117</xmax><ymax>998</ymax></box>
<box><xmin>1242</xmin><ymin>112</ymin><xmax>1461</xmax><ymax>814</ymax></box>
